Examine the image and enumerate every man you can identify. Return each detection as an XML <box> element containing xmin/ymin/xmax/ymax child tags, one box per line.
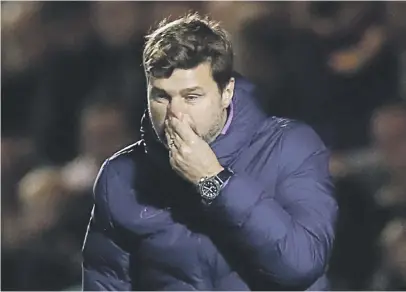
<box><xmin>82</xmin><ymin>13</ymin><xmax>338</xmax><ymax>291</ymax></box>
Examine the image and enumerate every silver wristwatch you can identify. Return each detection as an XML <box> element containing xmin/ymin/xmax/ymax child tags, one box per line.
<box><xmin>196</xmin><ymin>168</ymin><xmax>234</xmax><ymax>204</ymax></box>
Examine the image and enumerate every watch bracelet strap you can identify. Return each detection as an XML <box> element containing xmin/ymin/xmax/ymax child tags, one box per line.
<box><xmin>197</xmin><ymin>168</ymin><xmax>231</xmax><ymax>188</ymax></box>
<box><xmin>215</xmin><ymin>168</ymin><xmax>234</xmax><ymax>187</ymax></box>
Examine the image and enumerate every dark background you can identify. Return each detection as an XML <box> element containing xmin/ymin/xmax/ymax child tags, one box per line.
<box><xmin>2</xmin><ymin>1</ymin><xmax>406</xmax><ymax>290</ymax></box>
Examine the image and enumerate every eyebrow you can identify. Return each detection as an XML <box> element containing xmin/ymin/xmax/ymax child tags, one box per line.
<box><xmin>151</xmin><ymin>86</ymin><xmax>205</xmax><ymax>96</ymax></box>
<box><xmin>180</xmin><ymin>86</ymin><xmax>205</xmax><ymax>95</ymax></box>
<box><xmin>151</xmin><ymin>87</ymin><xmax>168</xmax><ymax>94</ymax></box>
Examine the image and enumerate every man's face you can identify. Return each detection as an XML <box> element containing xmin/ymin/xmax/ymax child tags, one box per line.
<box><xmin>147</xmin><ymin>62</ymin><xmax>234</xmax><ymax>146</ymax></box>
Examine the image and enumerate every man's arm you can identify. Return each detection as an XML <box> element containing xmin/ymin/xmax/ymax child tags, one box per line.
<box><xmin>206</xmin><ymin>123</ymin><xmax>338</xmax><ymax>289</ymax></box>
<box><xmin>82</xmin><ymin>161</ymin><xmax>132</xmax><ymax>291</ymax></box>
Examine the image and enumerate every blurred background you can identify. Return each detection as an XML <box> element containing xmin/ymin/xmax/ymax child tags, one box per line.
<box><xmin>1</xmin><ymin>1</ymin><xmax>406</xmax><ymax>290</ymax></box>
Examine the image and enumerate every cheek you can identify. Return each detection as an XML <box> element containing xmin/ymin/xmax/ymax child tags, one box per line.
<box><xmin>149</xmin><ymin>102</ymin><xmax>167</xmax><ymax>130</ymax></box>
<box><xmin>189</xmin><ymin>103</ymin><xmax>222</xmax><ymax>132</ymax></box>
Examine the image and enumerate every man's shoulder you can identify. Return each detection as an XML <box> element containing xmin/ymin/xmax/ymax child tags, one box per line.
<box><xmin>107</xmin><ymin>140</ymin><xmax>145</xmax><ymax>168</ymax></box>
<box><xmin>258</xmin><ymin>116</ymin><xmax>320</xmax><ymax>144</ymax></box>
<box><xmin>94</xmin><ymin>141</ymin><xmax>144</xmax><ymax>194</ymax></box>
<box><xmin>92</xmin><ymin>141</ymin><xmax>146</xmax><ymax>227</ymax></box>
<box><xmin>250</xmin><ymin>116</ymin><xmax>331</xmax><ymax>183</ymax></box>
<box><xmin>257</xmin><ymin>116</ymin><xmax>328</xmax><ymax>163</ymax></box>
<box><xmin>269</xmin><ymin>117</ymin><xmax>325</xmax><ymax>147</ymax></box>
<box><xmin>109</xmin><ymin>141</ymin><xmax>143</xmax><ymax>162</ymax></box>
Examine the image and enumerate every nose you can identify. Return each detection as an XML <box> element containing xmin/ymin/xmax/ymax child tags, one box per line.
<box><xmin>167</xmin><ymin>97</ymin><xmax>185</xmax><ymax>117</ymax></box>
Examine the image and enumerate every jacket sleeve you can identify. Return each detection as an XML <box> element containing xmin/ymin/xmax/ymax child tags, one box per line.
<box><xmin>207</xmin><ymin>123</ymin><xmax>338</xmax><ymax>288</ymax></box>
<box><xmin>82</xmin><ymin>161</ymin><xmax>132</xmax><ymax>291</ymax></box>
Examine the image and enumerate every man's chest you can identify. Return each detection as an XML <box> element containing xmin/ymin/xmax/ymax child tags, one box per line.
<box><xmin>127</xmin><ymin>143</ymin><xmax>281</xmax><ymax>236</ymax></box>
<box><xmin>118</xmin><ymin>178</ymin><xmax>230</xmax><ymax>289</ymax></box>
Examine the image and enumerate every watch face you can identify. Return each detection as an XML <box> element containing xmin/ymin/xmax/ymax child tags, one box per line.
<box><xmin>201</xmin><ymin>179</ymin><xmax>220</xmax><ymax>200</ymax></box>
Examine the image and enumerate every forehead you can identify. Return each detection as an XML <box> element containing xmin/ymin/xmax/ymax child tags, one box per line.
<box><xmin>149</xmin><ymin>62</ymin><xmax>217</xmax><ymax>93</ymax></box>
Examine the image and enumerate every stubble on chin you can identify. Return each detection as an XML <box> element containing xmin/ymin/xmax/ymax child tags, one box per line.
<box><xmin>202</xmin><ymin>110</ymin><xmax>228</xmax><ymax>144</ymax></box>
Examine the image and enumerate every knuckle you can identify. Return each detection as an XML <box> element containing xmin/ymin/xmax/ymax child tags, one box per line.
<box><xmin>179</xmin><ymin>146</ymin><xmax>191</xmax><ymax>156</ymax></box>
<box><xmin>173</xmin><ymin>152</ymin><xmax>182</xmax><ymax>162</ymax></box>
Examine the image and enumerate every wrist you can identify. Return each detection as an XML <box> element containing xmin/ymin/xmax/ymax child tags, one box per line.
<box><xmin>195</xmin><ymin>164</ymin><xmax>224</xmax><ymax>186</ymax></box>
<box><xmin>206</xmin><ymin>165</ymin><xmax>225</xmax><ymax>180</ymax></box>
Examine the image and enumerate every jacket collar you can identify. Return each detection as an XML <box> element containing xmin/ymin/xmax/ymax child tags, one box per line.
<box><xmin>209</xmin><ymin>74</ymin><xmax>266</xmax><ymax>166</ymax></box>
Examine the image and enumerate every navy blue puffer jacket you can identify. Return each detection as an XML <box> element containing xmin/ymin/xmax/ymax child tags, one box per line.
<box><xmin>82</xmin><ymin>76</ymin><xmax>338</xmax><ymax>290</ymax></box>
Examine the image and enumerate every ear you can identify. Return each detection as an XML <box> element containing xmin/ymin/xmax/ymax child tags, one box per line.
<box><xmin>221</xmin><ymin>77</ymin><xmax>235</xmax><ymax>109</ymax></box>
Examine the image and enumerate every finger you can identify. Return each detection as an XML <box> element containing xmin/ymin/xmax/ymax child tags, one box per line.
<box><xmin>165</xmin><ymin>119</ymin><xmax>177</xmax><ymax>137</ymax></box>
<box><xmin>165</xmin><ymin>120</ymin><xmax>175</xmax><ymax>140</ymax></box>
<box><xmin>169</xmin><ymin>154</ymin><xmax>179</xmax><ymax>171</ymax></box>
<box><xmin>169</xmin><ymin>116</ymin><xmax>196</xmax><ymax>142</ymax></box>
<box><xmin>172</xmin><ymin>134</ymin><xmax>182</xmax><ymax>149</ymax></box>
<box><xmin>165</xmin><ymin>130</ymin><xmax>176</xmax><ymax>149</ymax></box>
<box><xmin>169</xmin><ymin>151</ymin><xmax>175</xmax><ymax>165</ymax></box>
<box><xmin>169</xmin><ymin>150</ymin><xmax>183</xmax><ymax>170</ymax></box>
<box><xmin>165</xmin><ymin>123</ymin><xmax>182</xmax><ymax>148</ymax></box>
<box><xmin>183</xmin><ymin>114</ymin><xmax>199</xmax><ymax>135</ymax></box>
<box><xmin>171</xmin><ymin>111</ymin><xmax>183</xmax><ymax>121</ymax></box>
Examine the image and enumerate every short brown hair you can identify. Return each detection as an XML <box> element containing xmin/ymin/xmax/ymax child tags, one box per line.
<box><xmin>143</xmin><ymin>13</ymin><xmax>233</xmax><ymax>91</ymax></box>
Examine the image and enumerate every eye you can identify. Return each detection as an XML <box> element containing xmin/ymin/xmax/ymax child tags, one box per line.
<box><xmin>185</xmin><ymin>95</ymin><xmax>201</xmax><ymax>101</ymax></box>
<box><xmin>152</xmin><ymin>94</ymin><xmax>169</xmax><ymax>102</ymax></box>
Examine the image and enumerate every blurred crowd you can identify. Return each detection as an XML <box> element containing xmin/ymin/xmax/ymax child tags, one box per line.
<box><xmin>1</xmin><ymin>1</ymin><xmax>406</xmax><ymax>291</ymax></box>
